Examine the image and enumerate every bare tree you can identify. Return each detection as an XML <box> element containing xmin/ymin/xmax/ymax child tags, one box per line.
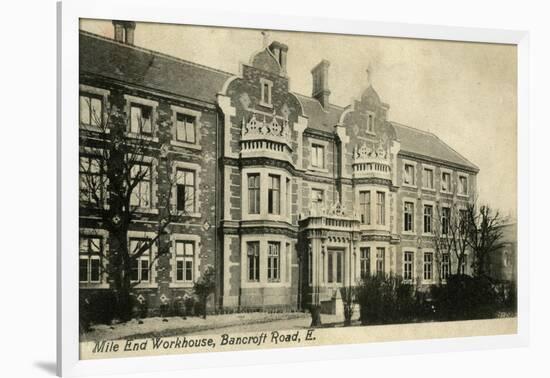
<box><xmin>464</xmin><ymin>203</ymin><xmax>504</xmax><ymax>278</ymax></box>
<box><xmin>79</xmin><ymin>98</ymin><xmax>194</xmax><ymax>321</ymax></box>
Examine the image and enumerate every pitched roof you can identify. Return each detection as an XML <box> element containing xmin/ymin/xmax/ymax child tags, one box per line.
<box><xmin>293</xmin><ymin>93</ymin><xmax>344</xmax><ymax>133</ymax></box>
<box><xmin>79</xmin><ymin>31</ymin><xmax>232</xmax><ymax>104</ymax></box>
<box><xmin>392</xmin><ymin>121</ymin><xmax>479</xmax><ymax>172</ymax></box>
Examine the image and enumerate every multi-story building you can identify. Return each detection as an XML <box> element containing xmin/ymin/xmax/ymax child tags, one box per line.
<box><xmin>79</xmin><ymin>21</ymin><xmax>479</xmax><ymax>314</ymax></box>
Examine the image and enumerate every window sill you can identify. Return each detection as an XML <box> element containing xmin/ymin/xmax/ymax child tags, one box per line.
<box><xmin>258</xmin><ymin>101</ymin><xmax>273</xmax><ymax>109</ymax></box>
<box><xmin>422</xmin><ymin>187</ymin><xmax>436</xmax><ymax>193</ymax></box>
<box><xmin>125</xmin><ymin>132</ymin><xmax>159</xmax><ymax>143</ymax></box>
<box><xmin>169</xmin><ymin>282</ymin><xmax>194</xmax><ymax>289</ymax></box>
<box><xmin>307</xmin><ymin>166</ymin><xmax>329</xmax><ymax>173</ymax></box>
<box><xmin>131</xmin><ymin>282</ymin><xmax>157</xmax><ymax>289</ymax></box>
<box><xmin>402</xmin><ymin>183</ymin><xmax>417</xmax><ymax>189</ymax></box>
<box><xmin>422</xmin><ymin>233</ymin><xmax>434</xmax><ymax>237</ymax></box>
<box><xmin>457</xmin><ymin>193</ymin><xmax>469</xmax><ymax>198</ymax></box>
<box><xmin>170</xmin><ymin>140</ymin><xmax>202</xmax><ymax>151</ymax></box>
<box><xmin>440</xmin><ymin>189</ymin><xmax>453</xmax><ymax>195</ymax></box>
<box><xmin>80</xmin><ymin>124</ymin><xmax>109</xmax><ymax>134</ymax></box>
<box><xmin>79</xmin><ymin>283</ymin><xmax>110</xmax><ymax>289</ymax></box>
<box><xmin>402</xmin><ymin>231</ymin><xmax>415</xmax><ymax>236</ymax></box>
<box><xmin>132</xmin><ymin>207</ymin><xmax>159</xmax><ymax>215</ymax></box>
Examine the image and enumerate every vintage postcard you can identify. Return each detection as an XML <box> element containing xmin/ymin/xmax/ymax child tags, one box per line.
<box><xmin>76</xmin><ymin>18</ymin><xmax>518</xmax><ymax>360</ymax></box>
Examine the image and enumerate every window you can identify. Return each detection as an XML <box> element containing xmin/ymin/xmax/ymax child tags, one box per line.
<box><xmin>423</xmin><ymin>167</ymin><xmax>434</xmax><ymax>189</ymax></box>
<box><xmin>129</xmin><ymin>238</ymin><xmax>151</xmax><ymax>283</ymax></box>
<box><xmin>176</xmin><ymin>169</ymin><xmax>195</xmax><ymax>213</ymax></box>
<box><xmin>79</xmin><ymin>94</ymin><xmax>102</xmax><ymax>126</ymax></box>
<box><xmin>130</xmin><ymin>163</ymin><xmax>151</xmax><ymax>208</ymax></box>
<box><xmin>267</xmin><ymin>242</ymin><xmax>280</xmax><ymax>282</ymax></box>
<box><xmin>311</xmin><ymin>144</ymin><xmax>325</xmax><ymax>169</ymax></box>
<box><xmin>359</xmin><ymin>191</ymin><xmax>371</xmax><ymax>225</ymax></box>
<box><xmin>260</xmin><ymin>78</ymin><xmax>273</xmax><ymax>106</ymax></box>
<box><xmin>247</xmin><ymin>242</ymin><xmax>260</xmax><ymax>281</ymax></box>
<box><xmin>268</xmin><ymin>175</ymin><xmax>281</xmax><ymax>215</ymax></box>
<box><xmin>366</xmin><ymin>113</ymin><xmax>374</xmax><ymax>133</ymax></box>
<box><xmin>459</xmin><ymin>175</ymin><xmax>468</xmax><ymax>195</ymax></box>
<box><xmin>311</xmin><ymin>188</ymin><xmax>324</xmax><ymax>211</ymax></box>
<box><xmin>176</xmin><ymin>113</ymin><xmax>196</xmax><ymax>143</ymax></box>
<box><xmin>360</xmin><ymin>247</ymin><xmax>370</xmax><ymax>279</ymax></box>
<box><xmin>130</xmin><ymin>103</ymin><xmax>153</xmax><ymax>135</ymax></box>
<box><xmin>423</xmin><ymin>205</ymin><xmax>433</xmax><ymax>234</ymax></box>
<box><xmin>423</xmin><ymin>252</ymin><xmax>433</xmax><ymax>281</ymax></box>
<box><xmin>403</xmin><ymin>164</ymin><xmax>415</xmax><ymax>185</ymax></box>
<box><xmin>403</xmin><ymin>252</ymin><xmax>414</xmax><ymax>282</ymax></box>
<box><xmin>376</xmin><ymin>192</ymin><xmax>385</xmax><ymax>225</ymax></box>
<box><xmin>175</xmin><ymin>241</ymin><xmax>194</xmax><ymax>282</ymax></box>
<box><xmin>441</xmin><ymin>207</ymin><xmax>450</xmax><ymax>235</ymax></box>
<box><xmin>404</xmin><ymin>201</ymin><xmax>414</xmax><ymax>232</ymax></box>
<box><xmin>286</xmin><ymin>178</ymin><xmax>291</xmax><ymax>217</ymax></box>
<box><xmin>459</xmin><ymin>209</ymin><xmax>468</xmax><ymax>232</ymax></box>
<box><xmin>248</xmin><ymin>174</ymin><xmax>260</xmax><ymax>214</ymax></box>
<box><xmin>442</xmin><ymin>253</ymin><xmax>450</xmax><ymax>280</ymax></box>
<box><xmin>441</xmin><ymin>171</ymin><xmax>451</xmax><ymax>192</ymax></box>
<box><xmin>79</xmin><ymin>156</ymin><xmax>103</xmax><ymax>206</ymax></box>
<box><xmin>79</xmin><ymin>236</ymin><xmax>102</xmax><ymax>283</ymax></box>
<box><xmin>327</xmin><ymin>249</ymin><xmax>343</xmax><ymax>284</ymax></box>
<box><xmin>308</xmin><ymin>248</ymin><xmax>313</xmax><ymax>285</ymax></box>
<box><xmin>376</xmin><ymin>248</ymin><xmax>385</xmax><ymax>277</ymax></box>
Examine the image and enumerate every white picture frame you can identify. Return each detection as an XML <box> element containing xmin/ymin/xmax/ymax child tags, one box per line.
<box><xmin>58</xmin><ymin>1</ymin><xmax>529</xmax><ymax>376</ymax></box>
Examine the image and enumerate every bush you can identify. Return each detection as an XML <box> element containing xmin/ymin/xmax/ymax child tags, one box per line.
<box><xmin>79</xmin><ymin>290</ymin><xmax>119</xmax><ymax>330</ymax></box>
<box><xmin>194</xmin><ymin>265</ymin><xmax>216</xmax><ymax>319</ymax></box>
<box><xmin>356</xmin><ymin>274</ymin><xmax>425</xmax><ymax>325</ymax></box>
<box><xmin>430</xmin><ymin>274</ymin><xmax>499</xmax><ymax>320</ymax></box>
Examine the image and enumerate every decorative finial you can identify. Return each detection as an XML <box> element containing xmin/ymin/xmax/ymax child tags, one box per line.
<box><xmin>366</xmin><ymin>62</ymin><xmax>373</xmax><ymax>86</ymax></box>
<box><xmin>261</xmin><ymin>30</ymin><xmax>270</xmax><ymax>49</ymax></box>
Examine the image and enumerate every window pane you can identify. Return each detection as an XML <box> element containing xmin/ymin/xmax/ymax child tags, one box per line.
<box><xmin>176</xmin><ymin>260</ymin><xmax>184</xmax><ymax>281</ymax></box>
<box><xmin>130</xmin><ymin>106</ymin><xmax>141</xmax><ymax>133</ymax></box>
<box><xmin>336</xmin><ymin>252</ymin><xmax>342</xmax><ymax>283</ymax></box>
<box><xmin>79</xmin><ymin>259</ymin><xmax>88</xmax><ymax>282</ymax></box>
<box><xmin>176</xmin><ymin>241</ymin><xmax>184</xmax><ymax>255</ymax></box>
<box><xmin>131</xmin><ymin>259</ymin><xmax>139</xmax><ymax>281</ymax></box>
<box><xmin>90</xmin><ymin>98</ymin><xmax>102</xmax><ymax>125</ymax></box>
<box><xmin>79</xmin><ymin>96</ymin><xmax>90</xmax><ymax>125</ymax></box>
<box><xmin>90</xmin><ymin>258</ymin><xmax>100</xmax><ymax>282</ymax></box>
<box><xmin>141</xmin><ymin>260</ymin><xmax>149</xmax><ymax>282</ymax></box>
<box><xmin>185</xmin><ymin>119</ymin><xmax>195</xmax><ymax>143</ymax></box>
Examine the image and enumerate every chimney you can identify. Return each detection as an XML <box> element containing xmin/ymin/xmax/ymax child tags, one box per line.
<box><xmin>112</xmin><ymin>20</ymin><xmax>136</xmax><ymax>45</ymax></box>
<box><xmin>311</xmin><ymin>60</ymin><xmax>331</xmax><ymax>108</ymax></box>
<box><xmin>268</xmin><ymin>41</ymin><xmax>288</xmax><ymax>73</ymax></box>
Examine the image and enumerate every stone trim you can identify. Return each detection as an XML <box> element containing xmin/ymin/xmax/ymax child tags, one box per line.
<box><xmin>168</xmin><ymin>233</ymin><xmax>201</xmax><ymax>288</ymax></box>
<box><xmin>169</xmin><ymin>104</ymin><xmax>202</xmax><ymax>150</ymax></box>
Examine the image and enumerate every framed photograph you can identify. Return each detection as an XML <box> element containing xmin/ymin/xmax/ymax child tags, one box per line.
<box><xmin>58</xmin><ymin>1</ymin><xmax>529</xmax><ymax>376</ymax></box>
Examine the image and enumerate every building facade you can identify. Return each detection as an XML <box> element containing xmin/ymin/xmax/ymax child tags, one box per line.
<box><xmin>79</xmin><ymin>22</ymin><xmax>479</xmax><ymax>313</ymax></box>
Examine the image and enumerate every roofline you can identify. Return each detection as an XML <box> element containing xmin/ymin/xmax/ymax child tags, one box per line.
<box><xmin>391</xmin><ymin>121</ymin><xmax>480</xmax><ymax>171</ymax></box>
<box><xmin>292</xmin><ymin>92</ymin><xmax>346</xmax><ymax>111</ymax></box>
<box><xmin>398</xmin><ymin>150</ymin><xmax>479</xmax><ymax>173</ymax></box>
<box><xmin>79</xmin><ymin>30</ymin><xmax>235</xmax><ymax>77</ymax></box>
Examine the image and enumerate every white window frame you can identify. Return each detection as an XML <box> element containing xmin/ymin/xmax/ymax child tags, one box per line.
<box><xmin>423</xmin><ymin>251</ymin><xmax>434</xmax><ymax>283</ymax></box>
<box><xmin>308</xmin><ymin>139</ymin><xmax>329</xmax><ymax>172</ymax></box>
<box><xmin>128</xmin><ymin>230</ymin><xmax>158</xmax><ymax>289</ymax></box>
<box><xmin>458</xmin><ymin>173</ymin><xmax>470</xmax><ymax>197</ymax></box>
<box><xmin>402</xmin><ymin>198</ymin><xmax>416</xmax><ymax>234</ymax></box>
<box><xmin>170</xmin><ymin>105</ymin><xmax>202</xmax><ymax>150</ymax></box>
<box><xmin>123</xmin><ymin>94</ymin><xmax>159</xmax><ymax>141</ymax></box>
<box><xmin>259</xmin><ymin>78</ymin><xmax>273</xmax><ymax>108</ymax></box>
<box><xmin>422</xmin><ymin>164</ymin><xmax>436</xmax><ymax>191</ymax></box>
<box><xmin>402</xmin><ymin>159</ymin><xmax>417</xmax><ymax>187</ymax></box>
<box><xmin>422</xmin><ymin>200</ymin><xmax>436</xmax><ymax>236</ymax></box>
<box><xmin>440</xmin><ymin>168</ymin><xmax>453</xmax><ymax>193</ymax></box>
<box><xmin>79</xmin><ymin>85</ymin><xmax>110</xmax><ymax>132</ymax></box>
<box><xmin>169</xmin><ymin>234</ymin><xmax>201</xmax><ymax>288</ymax></box>
<box><xmin>403</xmin><ymin>251</ymin><xmax>414</xmax><ymax>283</ymax></box>
<box><xmin>79</xmin><ymin>228</ymin><xmax>109</xmax><ymax>289</ymax></box>
<box><xmin>171</xmin><ymin>161</ymin><xmax>201</xmax><ymax>218</ymax></box>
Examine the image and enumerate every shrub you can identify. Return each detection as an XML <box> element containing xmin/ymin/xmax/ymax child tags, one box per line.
<box><xmin>430</xmin><ymin>274</ymin><xmax>499</xmax><ymax>320</ymax></box>
<box><xmin>79</xmin><ymin>290</ymin><xmax>119</xmax><ymax>329</ymax></box>
<box><xmin>356</xmin><ymin>274</ymin><xmax>424</xmax><ymax>325</ymax></box>
<box><xmin>194</xmin><ymin>265</ymin><xmax>216</xmax><ymax>319</ymax></box>
<box><xmin>340</xmin><ymin>286</ymin><xmax>356</xmax><ymax>326</ymax></box>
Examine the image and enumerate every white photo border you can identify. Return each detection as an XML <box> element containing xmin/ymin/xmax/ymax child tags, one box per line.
<box><xmin>58</xmin><ymin>1</ymin><xmax>529</xmax><ymax>376</ymax></box>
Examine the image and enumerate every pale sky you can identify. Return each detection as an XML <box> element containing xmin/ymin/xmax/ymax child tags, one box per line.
<box><xmin>80</xmin><ymin>19</ymin><xmax>517</xmax><ymax>217</ymax></box>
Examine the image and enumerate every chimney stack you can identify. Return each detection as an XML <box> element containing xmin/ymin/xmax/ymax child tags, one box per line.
<box><xmin>268</xmin><ymin>41</ymin><xmax>288</xmax><ymax>73</ymax></box>
<box><xmin>112</xmin><ymin>20</ymin><xmax>136</xmax><ymax>45</ymax></box>
<box><xmin>311</xmin><ymin>60</ymin><xmax>331</xmax><ymax>108</ymax></box>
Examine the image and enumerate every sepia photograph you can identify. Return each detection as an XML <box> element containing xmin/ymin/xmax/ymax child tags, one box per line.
<box><xmin>76</xmin><ymin>17</ymin><xmax>518</xmax><ymax>360</ymax></box>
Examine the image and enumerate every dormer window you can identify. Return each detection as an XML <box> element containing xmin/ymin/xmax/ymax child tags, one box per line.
<box><xmin>260</xmin><ymin>78</ymin><xmax>273</xmax><ymax>107</ymax></box>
